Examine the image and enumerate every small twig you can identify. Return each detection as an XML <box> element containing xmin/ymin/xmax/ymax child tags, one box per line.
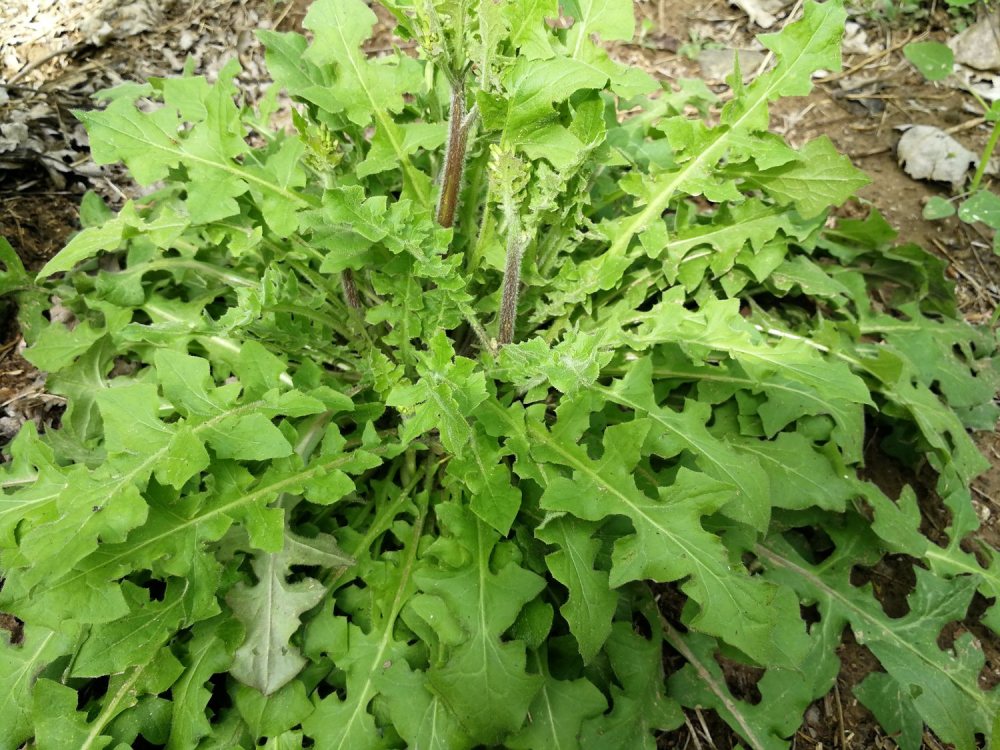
<box><xmin>693</xmin><ymin>707</ymin><xmax>718</xmax><ymax>749</ymax></box>
<box><xmin>972</xmin><ymin>483</ymin><xmax>1000</xmax><ymax>509</ymax></box>
<box><xmin>833</xmin><ymin>682</ymin><xmax>848</xmax><ymax>750</ymax></box>
<box><xmin>931</xmin><ymin>238</ymin><xmax>994</xmax><ymax>296</ymax></box>
<box><xmin>815</xmin><ymin>31</ymin><xmax>923</xmax><ymax>85</ymax></box>
<box><xmin>850</xmin><ymin>146</ymin><xmax>892</xmax><ymax>159</ymax></box>
<box><xmin>7</xmin><ymin>42</ymin><xmax>86</xmax><ymax>85</ymax></box>
<box><xmin>683</xmin><ymin>714</ymin><xmax>705</xmax><ymax>750</ymax></box>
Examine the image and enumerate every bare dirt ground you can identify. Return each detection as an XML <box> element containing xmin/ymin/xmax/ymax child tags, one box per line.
<box><xmin>1</xmin><ymin>1</ymin><xmax>998</xmax><ymax>748</ymax></box>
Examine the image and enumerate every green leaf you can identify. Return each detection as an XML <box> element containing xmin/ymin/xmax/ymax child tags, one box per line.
<box><xmin>507</xmin><ymin>672</ymin><xmax>607</xmax><ymax>750</ymax></box>
<box><xmin>32</xmin><ymin>679</ymin><xmax>110</xmax><ymax>750</ymax></box>
<box><xmin>732</xmin><ymin>432</ymin><xmax>853</xmax><ymax>512</ymax></box>
<box><xmin>958</xmin><ymin>189</ymin><xmax>1000</xmax><ymax>229</ymax></box>
<box><xmin>233</xmin><ymin>679</ymin><xmax>315</xmax><ymax>738</ymax></box>
<box><xmin>386</xmin><ymin>332</ymin><xmax>486</xmax><ymax>455</ymax></box>
<box><xmin>575</xmin><ymin>0</ymin><xmax>848</xmax><ymax>293</ymax></box>
<box><xmin>923</xmin><ymin>195</ymin><xmax>956</xmax><ymax>220</ymax></box>
<box><xmin>761</xmin><ymin>527</ymin><xmax>1000</xmax><ymax>750</ymax></box>
<box><xmin>853</xmin><ymin>672</ymin><xmax>924</xmax><ymax>750</ymax></box>
<box><xmin>228</xmin><ymin>530</ymin><xmax>353</xmax><ymax>695</ymax></box>
<box><xmin>535</xmin><ymin>515</ymin><xmax>617</xmax><ymax>663</ymax></box>
<box><xmin>416</xmin><ymin>504</ymin><xmax>546</xmax><ymax>745</ymax></box>
<box><xmin>73</xmin><ymin>78</ymin><xmax>309</xmax><ymax>233</ymax></box>
<box><xmin>733</xmin><ymin>136</ymin><xmax>870</xmax><ymax>218</ymax></box>
<box><xmin>579</xmin><ymin>622</ymin><xmax>683</xmax><ymax>749</ymax></box>
<box><xmin>478</xmin><ymin>57</ymin><xmax>609</xmax><ymax>169</ymax></box>
<box><xmin>72</xmin><ymin>581</ymin><xmax>189</xmax><ymax>677</ymax></box>
<box><xmin>0</xmin><ymin>625</ymin><xmax>74</xmax><ymax>750</ymax></box>
<box><xmin>24</xmin><ymin>321</ymin><xmax>105</xmax><ymax>373</ymax></box>
<box><xmin>519</xmin><ymin>406</ymin><xmax>809</xmax><ymax>667</ymax></box>
<box><xmin>166</xmin><ymin>617</ymin><xmax>242</xmax><ymax>750</ymax></box>
<box><xmin>446</xmin><ymin>425</ymin><xmax>522</xmax><ymax>535</ymax></box>
<box><xmin>376</xmin><ymin>661</ymin><xmax>474</xmax><ymax>749</ymax></box>
<box><xmin>903</xmin><ymin>41</ymin><xmax>954</xmax><ymax>81</ymax></box>
<box><xmin>599</xmin><ymin>358</ymin><xmax>772</xmax><ymax>529</ymax></box>
<box><xmin>665</xmin><ymin>615</ymin><xmax>840</xmax><ymax>750</ymax></box>
<box><xmin>0</xmin><ymin>236</ymin><xmax>30</xmax><ymax>296</ymax></box>
<box><xmin>301</xmin><ymin>0</ymin><xmax>430</xmax><ymax>204</ymax></box>
<box><xmin>206</xmin><ymin>413</ymin><xmax>295</xmax><ymax>461</ymax></box>
<box><xmin>97</xmin><ymin>382</ymin><xmax>211</xmax><ymax>489</ymax></box>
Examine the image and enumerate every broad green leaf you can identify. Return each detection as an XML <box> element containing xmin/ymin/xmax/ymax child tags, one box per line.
<box><xmin>923</xmin><ymin>195</ymin><xmax>956</xmax><ymax>220</ymax></box>
<box><xmin>579</xmin><ymin>622</ymin><xmax>683</xmax><ymax>749</ymax></box>
<box><xmin>446</xmin><ymin>426</ymin><xmax>521</xmax><ymax>535</ymax></box>
<box><xmin>302</xmin><ymin>0</ymin><xmax>430</xmax><ymax>204</ymax></box>
<box><xmin>903</xmin><ymin>41</ymin><xmax>954</xmax><ymax>81</ymax></box>
<box><xmin>665</xmin><ymin>614</ymin><xmax>841</xmax><ymax>750</ymax></box>
<box><xmin>535</xmin><ymin>515</ymin><xmax>617</xmax><ymax>663</ymax></box>
<box><xmin>32</xmin><ymin>679</ymin><xmax>110</xmax><ymax>750</ymax></box>
<box><xmin>522</xmin><ymin>410</ymin><xmax>809</xmax><ymax>667</ymax></box>
<box><xmin>852</xmin><ymin>672</ymin><xmax>924</xmax><ymax>750</ymax></box>
<box><xmin>599</xmin><ymin>360</ymin><xmax>772</xmax><ymax>530</ymax></box>
<box><xmin>24</xmin><ymin>321</ymin><xmax>105</xmax><ymax>373</ymax></box>
<box><xmin>760</xmin><ymin>528</ymin><xmax>1000</xmax><ymax>750</ymax></box>
<box><xmin>233</xmin><ymin>680</ymin><xmax>315</xmax><ymax>738</ymax></box>
<box><xmin>98</xmin><ymin>382</ymin><xmax>211</xmax><ymax>489</ymax></box>
<box><xmin>377</xmin><ymin>661</ymin><xmax>473</xmax><ymax>750</ymax></box>
<box><xmin>166</xmin><ymin>618</ymin><xmax>242</xmax><ymax>750</ymax></box>
<box><xmin>228</xmin><ymin>530</ymin><xmax>353</xmax><ymax>695</ymax></box>
<box><xmin>732</xmin><ymin>137</ymin><xmax>869</xmax><ymax>218</ymax></box>
<box><xmin>504</xmin><ymin>0</ymin><xmax>558</xmax><ymax>59</ymax></box>
<box><xmin>416</xmin><ymin>504</ymin><xmax>546</xmax><ymax>745</ymax></box>
<box><xmin>478</xmin><ymin>56</ymin><xmax>609</xmax><ymax>169</ymax></box>
<box><xmin>72</xmin><ymin>581</ymin><xmax>189</xmax><ymax>677</ymax></box>
<box><xmin>507</xmin><ymin>672</ymin><xmax>607</xmax><ymax>750</ymax></box>
<box><xmin>258</xmin><ymin>30</ymin><xmax>341</xmax><ymax>113</ymax></box>
<box><xmin>732</xmin><ymin>432</ymin><xmax>853</xmax><ymax>512</ymax></box>
<box><xmin>0</xmin><ymin>625</ymin><xmax>74</xmax><ymax>750</ymax></box>
<box><xmin>958</xmin><ymin>188</ymin><xmax>1000</xmax><ymax>229</ymax></box>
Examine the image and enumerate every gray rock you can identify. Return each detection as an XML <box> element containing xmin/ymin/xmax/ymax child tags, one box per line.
<box><xmin>897</xmin><ymin>125</ymin><xmax>977</xmax><ymax>190</ymax></box>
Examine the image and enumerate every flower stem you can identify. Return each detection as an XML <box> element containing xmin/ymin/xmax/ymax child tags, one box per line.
<box><xmin>436</xmin><ymin>82</ymin><xmax>470</xmax><ymax>229</ymax></box>
<box><xmin>341</xmin><ymin>268</ymin><xmax>361</xmax><ymax>310</ymax></box>
<box><xmin>498</xmin><ymin>232</ymin><xmax>526</xmax><ymax>345</ymax></box>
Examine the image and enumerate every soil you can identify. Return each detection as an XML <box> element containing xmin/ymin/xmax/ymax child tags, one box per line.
<box><xmin>1</xmin><ymin>1</ymin><xmax>998</xmax><ymax>748</ymax></box>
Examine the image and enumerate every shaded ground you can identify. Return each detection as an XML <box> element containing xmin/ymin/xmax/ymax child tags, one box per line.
<box><xmin>1</xmin><ymin>1</ymin><xmax>999</xmax><ymax>748</ymax></box>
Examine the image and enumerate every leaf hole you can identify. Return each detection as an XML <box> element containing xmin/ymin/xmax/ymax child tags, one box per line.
<box><xmin>799</xmin><ymin>602</ymin><xmax>821</xmax><ymax>633</ymax></box>
<box><xmin>313</xmin><ymin>679</ymin><xmax>342</xmax><ymax>700</ymax></box>
<box><xmin>288</xmin><ymin>564</ymin><xmax>323</xmax><ymax>584</ymax></box>
<box><xmin>849</xmin><ymin>554</ymin><xmax>916</xmax><ymax>619</ymax></box>
<box><xmin>138</xmin><ymin>576</ymin><xmax>167</xmax><ymax>601</ymax></box>
<box><xmin>631</xmin><ymin>611</ymin><xmax>653</xmax><ymax>640</ymax></box>
<box><xmin>0</xmin><ymin>612</ymin><xmax>24</xmax><ymax>645</ymax></box>
<box><xmin>77</xmin><ymin>675</ymin><xmax>110</xmax><ymax>711</ymax></box>
<box><xmin>713</xmin><ymin>652</ymin><xmax>764</xmax><ymax>705</ymax></box>
<box><xmin>784</xmin><ymin>525</ymin><xmax>835</xmax><ymax>564</ymax></box>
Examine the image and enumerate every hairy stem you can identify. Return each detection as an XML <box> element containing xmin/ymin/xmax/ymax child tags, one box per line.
<box><xmin>498</xmin><ymin>232</ymin><xmax>526</xmax><ymax>345</ymax></box>
<box><xmin>341</xmin><ymin>268</ymin><xmax>361</xmax><ymax>310</ymax></box>
<box><xmin>436</xmin><ymin>83</ymin><xmax>469</xmax><ymax>229</ymax></box>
